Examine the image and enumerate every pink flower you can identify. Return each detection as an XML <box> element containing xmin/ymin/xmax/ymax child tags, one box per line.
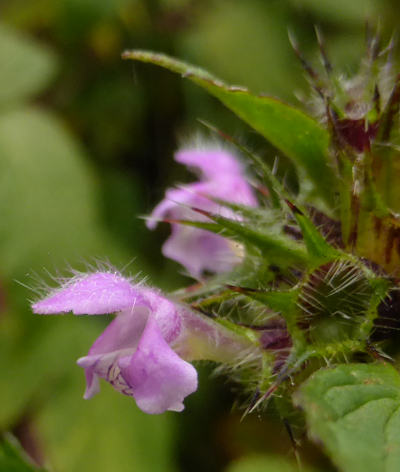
<box><xmin>32</xmin><ymin>271</ymin><xmax>198</xmax><ymax>414</ymax></box>
<box><xmin>147</xmin><ymin>147</ymin><xmax>257</xmax><ymax>277</ymax></box>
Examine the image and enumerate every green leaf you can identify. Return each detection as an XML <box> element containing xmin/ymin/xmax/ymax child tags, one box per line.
<box><xmin>0</xmin><ymin>434</ymin><xmax>47</xmax><ymax>472</ymax></box>
<box><xmin>173</xmin><ymin>213</ymin><xmax>308</xmax><ymax>267</ymax></box>
<box><xmin>0</xmin><ymin>24</ymin><xmax>57</xmax><ymax>106</ymax></box>
<box><xmin>249</xmin><ymin>290</ymin><xmax>298</xmax><ymax>315</ymax></box>
<box><xmin>295</xmin><ymin>363</ymin><xmax>400</xmax><ymax>472</ymax></box>
<box><xmin>228</xmin><ymin>286</ymin><xmax>298</xmax><ymax>314</ymax></box>
<box><xmin>0</xmin><ymin>106</ymin><xmax>109</xmax><ymax>277</ymax></box>
<box><xmin>286</xmin><ymin>201</ymin><xmax>339</xmax><ymax>264</ymax></box>
<box><xmin>206</xmin><ymin>197</ymin><xmax>272</xmax><ymax>220</ymax></box>
<box><xmin>122</xmin><ymin>50</ymin><xmax>336</xmax><ymax>205</ymax></box>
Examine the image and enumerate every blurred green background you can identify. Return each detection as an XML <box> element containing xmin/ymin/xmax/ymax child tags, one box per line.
<box><xmin>0</xmin><ymin>1</ymin><xmax>398</xmax><ymax>471</ymax></box>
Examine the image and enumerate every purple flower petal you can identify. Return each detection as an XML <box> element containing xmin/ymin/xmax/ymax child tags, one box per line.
<box><xmin>77</xmin><ymin>305</ymin><xmax>195</xmax><ymax>413</ymax></box>
<box><xmin>78</xmin><ymin>350</ymin><xmax>135</xmax><ymax>399</ymax></box>
<box><xmin>32</xmin><ymin>272</ymin><xmax>143</xmax><ymax>315</ymax></box>
<box><xmin>139</xmin><ymin>289</ymin><xmax>182</xmax><ymax>343</ymax></box>
<box><xmin>88</xmin><ymin>307</ymin><xmax>150</xmax><ymax>355</ymax></box>
<box><xmin>76</xmin><ymin>307</ymin><xmax>149</xmax><ymax>398</ymax></box>
<box><xmin>147</xmin><ymin>146</ymin><xmax>258</xmax><ymax>276</ymax></box>
<box><xmin>83</xmin><ymin>366</ymin><xmax>101</xmax><ymax>399</ymax></box>
<box><xmin>33</xmin><ymin>272</ymin><xmax>198</xmax><ymax>413</ymax></box>
<box><xmin>119</xmin><ymin>317</ymin><xmax>198</xmax><ymax>414</ymax></box>
<box><xmin>146</xmin><ymin>186</ymin><xmax>212</xmax><ymax>229</ymax></box>
<box><xmin>175</xmin><ymin>148</ymin><xmax>244</xmax><ymax>180</ymax></box>
<box><xmin>56</xmin><ymin>280</ymin><xmax>191</xmax><ymax>411</ymax></box>
<box><xmin>162</xmin><ymin>225</ymin><xmax>240</xmax><ymax>278</ymax></box>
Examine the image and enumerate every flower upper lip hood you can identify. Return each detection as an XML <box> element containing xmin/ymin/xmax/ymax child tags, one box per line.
<box><xmin>175</xmin><ymin>147</ymin><xmax>245</xmax><ymax>180</ymax></box>
<box><xmin>32</xmin><ymin>271</ymin><xmax>198</xmax><ymax>414</ymax></box>
<box><xmin>147</xmin><ymin>146</ymin><xmax>258</xmax><ymax>278</ymax></box>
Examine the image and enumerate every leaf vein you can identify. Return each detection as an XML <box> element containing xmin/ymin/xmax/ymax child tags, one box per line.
<box><xmin>332</xmin><ymin>396</ymin><xmax>397</xmax><ymax>422</ymax></box>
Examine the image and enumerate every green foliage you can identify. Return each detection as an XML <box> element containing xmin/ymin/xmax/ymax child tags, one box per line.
<box><xmin>0</xmin><ymin>18</ymin><xmax>174</xmax><ymax>472</ymax></box>
<box><xmin>295</xmin><ymin>363</ymin><xmax>400</xmax><ymax>472</ymax></box>
<box><xmin>226</xmin><ymin>454</ymin><xmax>319</xmax><ymax>472</ymax></box>
<box><xmin>0</xmin><ymin>435</ymin><xmax>47</xmax><ymax>472</ymax></box>
<box><xmin>122</xmin><ymin>50</ymin><xmax>337</xmax><ymax>206</ymax></box>
<box><xmin>0</xmin><ymin>106</ymin><xmax>109</xmax><ymax>277</ymax></box>
<box><xmin>239</xmin><ymin>289</ymin><xmax>298</xmax><ymax>316</ymax></box>
<box><xmin>123</xmin><ymin>36</ymin><xmax>400</xmax><ymax>472</ymax></box>
<box><xmin>286</xmin><ymin>201</ymin><xmax>339</xmax><ymax>265</ymax></box>
<box><xmin>0</xmin><ymin>24</ymin><xmax>57</xmax><ymax>106</ymax></box>
<box><xmin>174</xmin><ymin>212</ymin><xmax>308</xmax><ymax>267</ymax></box>
<box><xmin>4</xmin><ymin>3</ymin><xmax>400</xmax><ymax>472</ymax></box>
<box><xmin>293</xmin><ymin>0</ymin><xmax>377</xmax><ymax>24</ymax></box>
<box><xmin>179</xmin><ymin>1</ymin><xmax>302</xmax><ymax>97</ymax></box>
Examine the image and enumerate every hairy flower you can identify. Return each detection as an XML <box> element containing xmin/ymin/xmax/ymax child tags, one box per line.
<box><xmin>147</xmin><ymin>146</ymin><xmax>258</xmax><ymax>277</ymax></box>
<box><xmin>32</xmin><ymin>271</ymin><xmax>198</xmax><ymax>414</ymax></box>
